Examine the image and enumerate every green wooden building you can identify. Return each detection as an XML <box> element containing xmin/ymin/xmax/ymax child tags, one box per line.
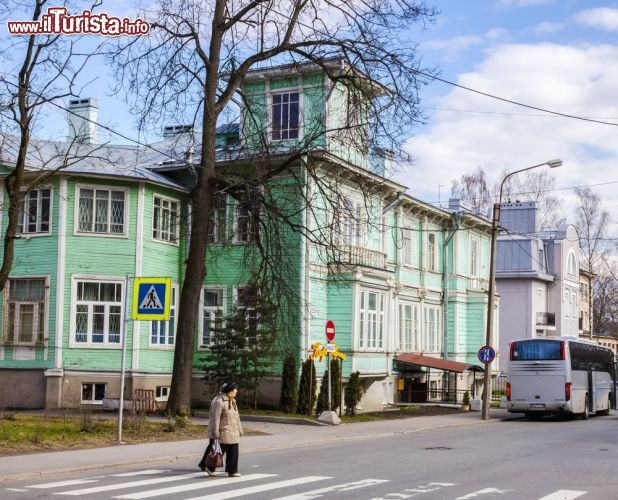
<box><xmin>0</xmin><ymin>61</ymin><xmax>494</xmax><ymax>411</ymax></box>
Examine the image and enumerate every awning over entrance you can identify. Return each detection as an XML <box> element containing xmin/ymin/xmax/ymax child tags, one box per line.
<box><xmin>395</xmin><ymin>353</ymin><xmax>483</xmax><ymax>373</ymax></box>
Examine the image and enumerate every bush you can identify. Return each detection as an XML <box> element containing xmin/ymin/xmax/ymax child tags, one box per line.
<box><xmin>345</xmin><ymin>371</ymin><xmax>363</xmax><ymax>416</ymax></box>
<box><xmin>315</xmin><ymin>369</ymin><xmax>329</xmax><ymax>415</ymax></box>
<box><xmin>279</xmin><ymin>353</ymin><xmax>298</xmax><ymax>413</ymax></box>
<box><xmin>296</xmin><ymin>358</ymin><xmax>316</xmax><ymax>415</ymax></box>
<box><xmin>463</xmin><ymin>390</ymin><xmax>470</xmax><ymax>405</ymax></box>
<box><xmin>315</xmin><ymin>358</ymin><xmax>342</xmax><ymax>415</ymax></box>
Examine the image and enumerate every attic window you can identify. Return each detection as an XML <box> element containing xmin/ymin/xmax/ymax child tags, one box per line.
<box><xmin>271</xmin><ymin>91</ymin><xmax>299</xmax><ymax>141</ymax></box>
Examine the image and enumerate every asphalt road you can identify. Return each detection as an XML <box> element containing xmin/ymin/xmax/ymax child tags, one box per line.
<box><xmin>3</xmin><ymin>413</ymin><xmax>618</xmax><ymax>500</ymax></box>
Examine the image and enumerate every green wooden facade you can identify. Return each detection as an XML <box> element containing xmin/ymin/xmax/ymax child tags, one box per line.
<box><xmin>0</xmin><ymin>60</ymin><xmax>493</xmax><ymax>410</ymax></box>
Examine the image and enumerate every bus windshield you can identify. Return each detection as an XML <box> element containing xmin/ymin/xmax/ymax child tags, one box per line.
<box><xmin>511</xmin><ymin>340</ymin><xmax>563</xmax><ymax>361</ymax></box>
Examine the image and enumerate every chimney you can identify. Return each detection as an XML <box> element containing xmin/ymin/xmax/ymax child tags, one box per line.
<box><xmin>67</xmin><ymin>98</ymin><xmax>98</xmax><ymax>144</ymax></box>
<box><xmin>448</xmin><ymin>198</ymin><xmax>472</xmax><ymax>213</ymax></box>
<box><xmin>163</xmin><ymin>124</ymin><xmax>194</xmax><ymax>139</ymax></box>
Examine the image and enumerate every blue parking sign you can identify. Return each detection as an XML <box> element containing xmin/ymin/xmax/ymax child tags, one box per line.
<box><xmin>478</xmin><ymin>345</ymin><xmax>496</xmax><ymax>364</ymax></box>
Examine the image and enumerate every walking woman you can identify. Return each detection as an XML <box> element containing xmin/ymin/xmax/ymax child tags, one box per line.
<box><xmin>198</xmin><ymin>382</ymin><xmax>244</xmax><ymax>477</ymax></box>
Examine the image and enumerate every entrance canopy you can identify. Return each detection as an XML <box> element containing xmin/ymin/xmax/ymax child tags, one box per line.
<box><xmin>395</xmin><ymin>353</ymin><xmax>483</xmax><ymax>373</ymax></box>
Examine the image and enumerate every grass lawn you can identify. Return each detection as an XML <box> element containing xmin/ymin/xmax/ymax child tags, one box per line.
<box><xmin>0</xmin><ymin>412</ymin><xmax>211</xmax><ymax>456</ymax></box>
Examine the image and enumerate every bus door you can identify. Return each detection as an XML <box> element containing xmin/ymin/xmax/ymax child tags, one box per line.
<box><xmin>588</xmin><ymin>369</ymin><xmax>595</xmax><ymax>413</ymax></box>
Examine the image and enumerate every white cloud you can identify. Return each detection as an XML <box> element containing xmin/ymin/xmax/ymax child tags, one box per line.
<box><xmin>533</xmin><ymin>21</ymin><xmax>564</xmax><ymax>35</ymax></box>
<box><xmin>396</xmin><ymin>42</ymin><xmax>618</xmax><ymax>224</ymax></box>
<box><xmin>574</xmin><ymin>8</ymin><xmax>618</xmax><ymax>32</ymax></box>
<box><xmin>495</xmin><ymin>0</ymin><xmax>552</xmax><ymax>8</ymax></box>
<box><xmin>423</xmin><ymin>29</ymin><xmax>508</xmax><ymax>62</ymax></box>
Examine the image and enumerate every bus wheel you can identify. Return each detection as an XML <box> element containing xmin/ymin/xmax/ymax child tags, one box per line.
<box><xmin>597</xmin><ymin>397</ymin><xmax>611</xmax><ymax>416</ymax></box>
<box><xmin>581</xmin><ymin>396</ymin><xmax>590</xmax><ymax>420</ymax></box>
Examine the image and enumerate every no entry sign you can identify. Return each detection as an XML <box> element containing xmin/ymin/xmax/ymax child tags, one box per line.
<box><xmin>325</xmin><ymin>320</ymin><xmax>336</xmax><ymax>341</ymax></box>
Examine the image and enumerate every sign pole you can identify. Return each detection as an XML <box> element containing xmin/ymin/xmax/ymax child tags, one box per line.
<box><xmin>118</xmin><ymin>274</ymin><xmax>131</xmax><ymax>443</ymax></box>
<box><xmin>327</xmin><ymin>351</ymin><xmax>331</xmax><ymax>412</ymax></box>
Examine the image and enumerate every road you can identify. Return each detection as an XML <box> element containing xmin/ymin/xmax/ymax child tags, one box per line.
<box><xmin>2</xmin><ymin>413</ymin><xmax>618</xmax><ymax>500</ymax></box>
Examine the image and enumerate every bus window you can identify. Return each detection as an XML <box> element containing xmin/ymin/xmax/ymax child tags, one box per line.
<box><xmin>510</xmin><ymin>340</ymin><xmax>564</xmax><ymax>360</ymax></box>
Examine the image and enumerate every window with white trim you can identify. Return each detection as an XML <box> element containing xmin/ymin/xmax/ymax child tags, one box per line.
<box><xmin>155</xmin><ymin>386</ymin><xmax>170</xmax><ymax>400</ymax></box>
<box><xmin>402</xmin><ymin>219</ymin><xmax>417</xmax><ymax>266</ymax></box>
<box><xmin>74</xmin><ymin>280</ymin><xmax>123</xmax><ymax>345</ymax></box>
<box><xmin>77</xmin><ymin>187</ymin><xmax>126</xmax><ymax>235</ymax></box>
<box><xmin>470</xmin><ymin>239</ymin><xmax>479</xmax><ymax>276</ymax></box>
<box><xmin>208</xmin><ymin>193</ymin><xmax>227</xmax><ymax>243</ymax></box>
<box><xmin>150</xmin><ymin>285</ymin><xmax>177</xmax><ymax>346</ymax></box>
<box><xmin>153</xmin><ymin>195</ymin><xmax>179</xmax><ymax>243</ymax></box>
<box><xmin>17</xmin><ymin>188</ymin><xmax>51</xmax><ymax>234</ymax></box>
<box><xmin>4</xmin><ymin>278</ymin><xmax>47</xmax><ymax>345</ymax></box>
<box><xmin>271</xmin><ymin>91</ymin><xmax>300</xmax><ymax>141</ymax></box>
<box><xmin>81</xmin><ymin>383</ymin><xmax>106</xmax><ymax>404</ymax></box>
<box><xmin>234</xmin><ymin>191</ymin><xmax>260</xmax><ymax>244</ymax></box>
<box><xmin>567</xmin><ymin>252</ymin><xmax>577</xmax><ymax>276</ymax></box>
<box><xmin>427</xmin><ymin>232</ymin><xmax>438</xmax><ymax>272</ymax></box>
<box><xmin>359</xmin><ymin>290</ymin><xmax>385</xmax><ymax>350</ymax></box>
<box><xmin>423</xmin><ymin>306</ymin><xmax>441</xmax><ymax>353</ymax></box>
<box><xmin>235</xmin><ymin>285</ymin><xmax>260</xmax><ymax>343</ymax></box>
<box><xmin>201</xmin><ymin>287</ymin><xmax>225</xmax><ymax>348</ymax></box>
<box><xmin>398</xmin><ymin>302</ymin><xmax>420</xmax><ymax>352</ymax></box>
<box><xmin>340</xmin><ymin>197</ymin><xmax>365</xmax><ymax>247</ymax></box>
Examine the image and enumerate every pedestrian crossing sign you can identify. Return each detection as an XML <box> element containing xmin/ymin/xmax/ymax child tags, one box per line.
<box><xmin>132</xmin><ymin>277</ymin><xmax>172</xmax><ymax>320</ymax></box>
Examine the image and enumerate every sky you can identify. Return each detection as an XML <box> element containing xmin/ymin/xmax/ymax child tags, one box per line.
<box><xmin>6</xmin><ymin>0</ymin><xmax>618</xmax><ymax>228</ymax></box>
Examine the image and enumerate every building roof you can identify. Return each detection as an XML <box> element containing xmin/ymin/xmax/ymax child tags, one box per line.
<box><xmin>395</xmin><ymin>353</ymin><xmax>483</xmax><ymax>373</ymax></box>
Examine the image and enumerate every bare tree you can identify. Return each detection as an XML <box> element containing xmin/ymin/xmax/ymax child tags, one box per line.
<box><xmin>575</xmin><ymin>187</ymin><xmax>612</xmax><ymax>338</ymax></box>
<box><xmin>592</xmin><ymin>260</ymin><xmax>618</xmax><ymax>337</ymax></box>
<box><xmin>0</xmin><ymin>0</ymin><xmax>103</xmax><ymax>289</ymax></box>
<box><xmin>450</xmin><ymin>166</ymin><xmax>490</xmax><ymax>215</ymax></box>
<box><xmin>112</xmin><ymin>0</ymin><xmax>438</xmax><ymax>414</ymax></box>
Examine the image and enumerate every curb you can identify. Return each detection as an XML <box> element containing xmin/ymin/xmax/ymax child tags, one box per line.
<box><xmin>194</xmin><ymin>411</ymin><xmax>325</xmax><ymax>426</ymax></box>
<box><xmin>0</xmin><ymin>414</ymin><xmax>520</xmax><ymax>483</ymax></box>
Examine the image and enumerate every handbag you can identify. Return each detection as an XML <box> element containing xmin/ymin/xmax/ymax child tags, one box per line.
<box><xmin>205</xmin><ymin>439</ymin><xmax>224</xmax><ymax>469</ymax></box>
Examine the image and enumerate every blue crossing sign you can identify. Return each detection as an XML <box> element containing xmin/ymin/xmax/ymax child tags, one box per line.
<box><xmin>478</xmin><ymin>345</ymin><xmax>496</xmax><ymax>365</ymax></box>
<box><xmin>132</xmin><ymin>277</ymin><xmax>172</xmax><ymax>320</ymax></box>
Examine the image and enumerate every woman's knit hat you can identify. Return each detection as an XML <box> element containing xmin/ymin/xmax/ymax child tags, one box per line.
<box><xmin>221</xmin><ymin>382</ymin><xmax>238</xmax><ymax>394</ymax></box>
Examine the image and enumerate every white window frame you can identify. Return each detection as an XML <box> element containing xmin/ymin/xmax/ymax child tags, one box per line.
<box><xmin>74</xmin><ymin>185</ymin><xmax>129</xmax><ymax>237</ymax></box>
<box><xmin>234</xmin><ymin>285</ymin><xmax>261</xmax><ymax>344</ymax></box>
<box><xmin>3</xmin><ymin>276</ymin><xmax>49</xmax><ymax>345</ymax></box>
<box><xmin>152</xmin><ymin>194</ymin><xmax>180</xmax><ymax>244</ymax></box>
<box><xmin>358</xmin><ymin>289</ymin><xmax>385</xmax><ymax>351</ymax></box>
<box><xmin>81</xmin><ymin>382</ymin><xmax>106</xmax><ymax>404</ymax></box>
<box><xmin>208</xmin><ymin>192</ymin><xmax>228</xmax><ymax>244</ymax></box>
<box><xmin>155</xmin><ymin>386</ymin><xmax>170</xmax><ymax>401</ymax></box>
<box><xmin>427</xmin><ymin>232</ymin><xmax>438</xmax><ymax>272</ymax></box>
<box><xmin>233</xmin><ymin>190</ymin><xmax>262</xmax><ymax>244</ymax></box>
<box><xmin>567</xmin><ymin>251</ymin><xmax>577</xmax><ymax>276</ymax></box>
<box><xmin>150</xmin><ymin>284</ymin><xmax>178</xmax><ymax>347</ymax></box>
<box><xmin>339</xmin><ymin>196</ymin><xmax>366</xmax><ymax>248</ymax></box>
<box><xmin>17</xmin><ymin>187</ymin><xmax>52</xmax><ymax>236</ymax></box>
<box><xmin>199</xmin><ymin>286</ymin><xmax>226</xmax><ymax>349</ymax></box>
<box><xmin>70</xmin><ymin>276</ymin><xmax>124</xmax><ymax>348</ymax></box>
<box><xmin>470</xmin><ymin>238</ymin><xmax>479</xmax><ymax>277</ymax></box>
<box><xmin>402</xmin><ymin>218</ymin><xmax>417</xmax><ymax>267</ymax></box>
<box><xmin>423</xmin><ymin>305</ymin><xmax>442</xmax><ymax>353</ymax></box>
<box><xmin>398</xmin><ymin>301</ymin><xmax>420</xmax><ymax>352</ymax></box>
<box><xmin>270</xmin><ymin>90</ymin><xmax>301</xmax><ymax>141</ymax></box>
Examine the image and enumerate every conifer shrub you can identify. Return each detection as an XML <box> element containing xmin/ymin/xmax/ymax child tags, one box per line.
<box><xmin>344</xmin><ymin>371</ymin><xmax>363</xmax><ymax>416</ymax></box>
<box><xmin>279</xmin><ymin>353</ymin><xmax>298</xmax><ymax>413</ymax></box>
<box><xmin>296</xmin><ymin>358</ymin><xmax>316</xmax><ymax>415</ymax></box>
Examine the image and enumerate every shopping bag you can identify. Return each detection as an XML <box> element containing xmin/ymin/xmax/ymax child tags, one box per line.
<box><xmin>205</xmin><ymin>440</ymin><xmax>224</xmax><ymax>469</ymax></box>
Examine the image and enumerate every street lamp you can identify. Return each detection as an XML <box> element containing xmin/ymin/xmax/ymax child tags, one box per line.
<box><xmin>481</xmin><ymin>158</ymin><xmax>562</xmax><ymax>420</ymax></box>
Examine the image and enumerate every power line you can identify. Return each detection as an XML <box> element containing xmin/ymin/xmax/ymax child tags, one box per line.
<box><xmin>420</xmin><ymin>106</ymin><xmax>618</xmax><ymax>121</ymax></box>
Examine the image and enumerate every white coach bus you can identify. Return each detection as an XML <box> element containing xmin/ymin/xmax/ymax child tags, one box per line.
<box><xmin>506</xmin><ymin>337</ymin><xmax>616</xmax><ymax>419</ymax></box>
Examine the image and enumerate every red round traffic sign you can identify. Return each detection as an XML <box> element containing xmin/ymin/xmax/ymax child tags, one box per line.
<box><xmin>325</xmin><ymin>320</ymin><xmax>336</xmax><ymax>341</ymax></box>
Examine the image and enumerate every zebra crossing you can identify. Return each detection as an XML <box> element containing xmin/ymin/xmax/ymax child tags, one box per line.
<box><xmin>4</xmin><ymin>469</ymin><xmax>590</xmax><ymax>499</ymax></box>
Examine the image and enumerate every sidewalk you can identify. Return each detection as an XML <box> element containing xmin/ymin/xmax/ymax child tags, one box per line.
<box><xmin>0</xmin><ymin>408</ymin><xmax>519</xmax><ymax>483</ymax></box>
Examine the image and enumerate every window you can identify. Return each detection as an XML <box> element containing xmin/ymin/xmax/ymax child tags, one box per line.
<box><xmin>398</xmin><ymin>302</ymin><xmax>420</xmax><ymax>351</ymax></box>
<box><xmin>4</xmin><ymin>278</ymin><xmax>46</xmax><ymax>344</ymax></box>
<box><xmin>427</xmin><ymin>233</ymin><xmax>438</xmax><ymax>272</ymax></box>
<box><xmin>234</xmin><ymin>191</ymin><xmax>260</xmax><ymax>244</ymax></box>
<box><xmin>470</xmin><ymin>239</ymin><xmax>479</xmax><ymax>276</ymax></box>
<box><xmin>153</xmin><ymin>196</ymin><xmax>179</xmax><ymax>243</ymax></box>
<box><xmin>359</xmin><ymin>290</ymin><xmax>385</xmax><ymax>350</ymax></box>
<box><xmin>208</xmin><ymin>193</ymin><xmax>227</xmax><ymax>243</ymax></box>
<box><xmin>271</xmin><ymin>91</ymin><xmax>300</xmax><ymax>141</ymax></box>
<box><xmin>423</xmin><ymin>306</ymin><xmax>441</xmax><ymax>353</ymax></box>
<box><xmin>150</xmin><ymin>285</ymin><xmax>177</xmax><ymax>346</ymax></box>
<box><xmin>201</xmin><ymin>287</ymin><xmax>225</xmax><ymax>348</ymax></box>
<box><xmin>402</xmin><ymin>220</ymin><xmax>417</xmax><ymax>266</ymax></box>
<box><xmin>81</xmin><ymin>383</ymin><xmax>106</xmax><ymax>404</ymax></box>
<box><xmin>155</xmin><ymin>386</ymin><xmax>170</xmax><ymax>400</ymax></box>
<box><xmin>567</xmin><ymin>251</ymin><xmax>577</xmax><ymax>276</ymax></box>
<box><xmin>77</xmin><ymin>187</ymin><xmax>126</xmax><ymax>235</ymax></box>
<box><xmin>235</xmin><ymin>285</ymin><xmax>260</xmax><ymax>342</ymax></box>
<box><xmin>74</xmin><ymin>280</ymin><xmax>123</xmax><ymax>345</ymax></box>
<box><xmin>17</xmin><ymin>188</ymin><xmax>51</xmax><ymax>234</ymax></box>
<box><xmin>340</xmin><ymin>197</ymin><xmax>365</xmax><ymax>247</ymax></box>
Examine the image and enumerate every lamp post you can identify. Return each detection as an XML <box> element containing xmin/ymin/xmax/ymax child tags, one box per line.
<box><xmin>481</xmin><ymin>158</ymin><xmax>562</xmax><ymax>420</ymax></box>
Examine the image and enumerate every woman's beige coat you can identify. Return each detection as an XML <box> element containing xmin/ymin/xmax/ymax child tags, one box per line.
<box><xmin>208</xmin><ymin>393</ymin><xmax>243</xmax><ymax>444</ymax></box>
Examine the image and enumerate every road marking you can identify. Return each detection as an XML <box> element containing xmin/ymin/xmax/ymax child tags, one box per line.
<box><xmin>273</xmin><ymin>478</ymin><xmax>390</xmax><ymax>499</ymax></box>
<box><xmin>456</xmin><ymin>488</ymin><xmax>511</xmax><ymax>499</ymax></box>
<box><xmin>185</xmin><ymin>476</ymin><xmax>332</xmax><ymax>500</ymax></box>
<box><xmin>113</xmin><ymin>470</ymin><xmax>170</xmax><ymax>477</ymax></box>
<box><xmin>5</xmin><ymin>488</ymin><xmax>28</xmax><ymax>492</ymax></box>
<box><xmin>54</xmin><ymin>472</ymin><xmax>205</xmax><ymax>495</ymax></box>
<box><xmin>538</xmin><ymin>491</ymin><xmax>587</xmax><ymax>500</ymax></box>
<box><xmin>113</xmin><ymin>474</ymin><xmax>276</xmax><ymax>499</ymax></box>
<box><xmin>29</xmin><ymin>479</ymin><xmax>99</xmax><ymax>489</ymax></box>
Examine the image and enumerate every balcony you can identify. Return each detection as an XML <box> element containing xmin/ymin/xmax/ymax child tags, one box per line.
<box><xmin>331</xmin><ymin>245</ymin><xmax>387</xmax><ymax>270</ymax></box>
<box><xmin>468</xmin><ymin>277</ymin><xmax>488</xmax><ymax>292</ymax></box>
<box><xmin>536</xmin><ymin>312</ymin><xmax>556</xmax><ymax>327</ymax></box>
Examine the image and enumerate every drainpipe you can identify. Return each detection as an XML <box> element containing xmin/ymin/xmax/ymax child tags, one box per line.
<box><xmin>301</xmin><ymin>157</ymin><xmax>311</xmax><ymax>367</ymax></box>
<box><xmin>443</xmin><ymin>212</ymin><xmax>462</xmax><ymax>360</ymax></box>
